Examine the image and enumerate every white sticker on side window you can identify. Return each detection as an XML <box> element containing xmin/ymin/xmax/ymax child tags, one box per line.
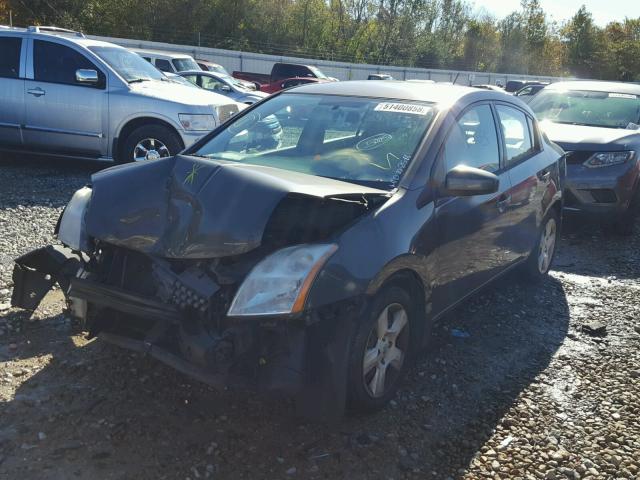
<box><xmin>374</xmin><ymin>102</ymin><xmax>431</xmax><ymax>115</ymax></box>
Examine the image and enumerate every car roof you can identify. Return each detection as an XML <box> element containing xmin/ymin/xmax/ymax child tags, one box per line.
<box><xmin>545</xmin><ymin>80</ymin><xmax>640</xmax><ymax>95</ymax></box>
<box><xmin>0</xmin><ymin>26</ymin><xmax>122</xmax><ymax>49</ymax></box>
<box><xmin>287</xmin><ymin>80</ymin><xmax>503</xmax><ymax>105</ymax></box>
<box><xmin>69</xmin><ymin>37</ymin><xmax>127</xmax><ymax>48</ymax></box>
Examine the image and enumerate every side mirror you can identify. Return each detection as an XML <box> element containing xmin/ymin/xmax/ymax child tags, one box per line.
<box><xmin>76</xmin><ymin>69</ymin><xmax>99</xmax><ymax>84</ymax></box>
<box><xmin>444</xmin><ymin>165</ymin><xmax>499</xmax><ymax>197</ymax></box>
<box><xmin>220</xmin><ymin>84</ymin><xmax>232</xmax><ymax>92</ymax></box>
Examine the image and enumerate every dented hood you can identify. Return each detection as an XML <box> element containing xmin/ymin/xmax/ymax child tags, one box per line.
<box><xmin>85</xmin><ymin>155</ymin><xmax>387</xmax><ymax>258</ymax></box>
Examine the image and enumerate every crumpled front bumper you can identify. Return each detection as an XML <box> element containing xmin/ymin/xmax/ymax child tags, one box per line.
<box><xmin>11</xmin><ymin>244</ymin><xmax>361</xmax><ymax>420</ymax></box>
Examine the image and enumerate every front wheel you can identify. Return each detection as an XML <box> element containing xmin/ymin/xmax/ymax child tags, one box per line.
<box><xmin>347</xmin><ymin>285</ymin><xmax>417</xmax><ymax>412</ymax></box>
<box><xmin>523</xmin><ymin>209</ymin><xmax>559</xmax><ymax>279</ymax></box>
<box><xmin>120</xmin><ymin>124</ymin><xmax>183</xmax><ymax>164</ymax></box>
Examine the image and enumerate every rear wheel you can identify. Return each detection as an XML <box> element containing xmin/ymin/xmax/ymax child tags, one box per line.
<box><xmin>120</xmin><ymin>124</ymin><xmax>182</xmax><ymax>164</ymax></box>
<box><xmin>523</xmin><ymin>209</ymin><xmax>559</xmax><ymax>280</ymax></box>
<box><xmin>347</xmin><ymin>285</ymin><xmax>416</xmax><ymax>412</ymax></box>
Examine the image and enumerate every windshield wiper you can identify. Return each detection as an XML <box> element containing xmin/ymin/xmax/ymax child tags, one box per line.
<box><xmin>128</xmin><ymin>78</ymin><xmax>152</xmax><ymax>84</ymax></box>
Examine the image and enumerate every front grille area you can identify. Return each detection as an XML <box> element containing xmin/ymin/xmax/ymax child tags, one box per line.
<box><xmin>589</xmin><ymin>189</ymin><xmax>618</xmax><ymax>204</ymax></box>
<box><xmin>217</xmin><ymin>104</ymin><xmax>240</xmax><ymax>123</ymax></box>
<box><xmin>564</xmin><ymin>151</ymin><xmax>594</xmax><ymax>165</ymax></box>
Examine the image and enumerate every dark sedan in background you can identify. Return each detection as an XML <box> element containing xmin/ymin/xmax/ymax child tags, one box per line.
<box><xmin>11</xmin><ymin>82</ymin><xmax>564</xmax><ymax>419</ymax></box>
<box><xmin>530</xmin><ymin>81</ymin><xmax>640</xmax><ymax>234</ymax></box>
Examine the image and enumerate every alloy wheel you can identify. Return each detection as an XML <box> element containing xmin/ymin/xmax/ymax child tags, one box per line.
<box><xmin>133</xmin><ymin>138</ymin><xmax>170</xmax><ymax>162</ymax></box>
<box><xmin>362</xmin><ymin>302</ymin><xmax>410</xmax><ymax>398</ymax></box>
<box><xmin>538</xmin><ymin>217</ymin><xmax>557</xmax><ymax>274</ymax></box>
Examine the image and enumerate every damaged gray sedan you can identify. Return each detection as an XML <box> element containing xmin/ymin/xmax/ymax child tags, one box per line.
<box><xmin>11</xmin><ymin>81</ymin><xmax>564</xmax><ymax>419</ymax></box>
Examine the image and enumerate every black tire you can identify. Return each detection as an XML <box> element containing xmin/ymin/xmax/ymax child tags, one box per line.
<box><xmin>119</xmin><ymin>124</ymin><xmax>183</xmax><ymax>164</ymax></box>
<box><xmin>347</xmin><ymin>285</ymin><xmax>418</xmax><ymax>412</ymax></box>
<box><xmin>523</xmin><ymin>208</ymin><xmax>560</xmax><ymax>280</ymax></box>
<box><xmin>613</xmin><ymin>189</ymin><xmax>640</xmax><ymax>236</ymax></box>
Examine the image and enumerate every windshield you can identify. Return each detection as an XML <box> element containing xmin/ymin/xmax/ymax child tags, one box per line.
<box><xmin>172</xmin><ymin>57</ymin><xmax>200</xmax><ymax>72</ymax></box>
<box><xmin>210</xmin><ymin>64</ymin><xmax>230</xmax><ymax>75</ymax></box>
<box><xmin>89</xmin><ymin>46</ymin><xmax>164</xmax><ymax>82</ymax></box>
<box><xmin>194</xmin><ymin>94</ymin><xmax>435</xmax><ymax>189</ymax></box>
<box><xmin>216</xmin><ymin>74</ymin><xmax>251</xmax><ymax>90</ymax></box>
<box><xmin>167</xmin><ymin>74</ymin><xmax>198</xmax><ymax>88</ymax></box>
<box><xmin>309</xmin><ymin>66</ymin><xmax>328</xmax><ymax>79</ymax></box>
<box><xmin>530</xmin><ymin>89</ymin><xmax>640</xmax><ymax>129</ymax></box>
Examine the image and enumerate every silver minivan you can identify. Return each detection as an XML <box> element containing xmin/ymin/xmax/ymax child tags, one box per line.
<box><xmin>0</xmin><ymin>26</ymin><xmax>242</xmax><ymax>163</ymax></box>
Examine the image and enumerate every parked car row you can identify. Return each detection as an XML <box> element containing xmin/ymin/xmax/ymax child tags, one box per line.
<box><xmin>3</xmin><ymin>25</ymin><xmax>640</xmax><ymax>420</ymax></box>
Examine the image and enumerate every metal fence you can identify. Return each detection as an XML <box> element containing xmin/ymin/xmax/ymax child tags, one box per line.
<box><xmin>90</xmin><ymin>34</ymin><xmax>571</xmax><ymax>86</ymax></box>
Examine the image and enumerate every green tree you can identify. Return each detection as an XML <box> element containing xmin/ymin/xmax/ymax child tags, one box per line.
<box><xmin>563</xmin><ymin>5</ymin><xmax>600</xmax><ymax>78</ymax></box>
<box><xmin>463</xmin><ymin>16</ymin><xmax>499</xmax><ymax>71</ymax></box>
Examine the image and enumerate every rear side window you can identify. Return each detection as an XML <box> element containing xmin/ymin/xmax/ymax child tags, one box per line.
<box><xmin>443</xmin><ymin>104</ymin><xmax>500</xmax><ymax>173</ymax></box>
<box><xmin>172</xmin><ymin>57</ymin><xmax>199</xmax><ymax>72</ymax></box>
<box><xmin>496</xmin><ymin>105</ymin><xmax>535</xmax><ymax>166</ymax></box>
<box><xmin>272</xmin><ymin>64</ymin><xmax>311</xmax><ymax>80</ymax></box>
<box><xmin>0</xmin><ymin>37</ymin><xmax>22</xmax><ymax>78</ymax></box>
<box><xmin>33</xmin><ymin>40</ymin><xmax>104</xmax><ymax>87</ymax></box>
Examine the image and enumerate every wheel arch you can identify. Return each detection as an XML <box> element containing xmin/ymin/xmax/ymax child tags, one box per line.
<box><xmin>366</xmin><ymin>267</ymin><xmax>430</xmax><ymax>342</ymax></box>
<box><xmin>115</xmin><ymin>117</ymin><xmax>184</xmax><ymax>161</ymax></box>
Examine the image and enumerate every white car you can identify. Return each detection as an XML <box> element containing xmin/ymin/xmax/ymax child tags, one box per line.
<box><xmin>132</xmin><ymin>48</ymin><xmax>201</xmax><ymax>73</ymax></box>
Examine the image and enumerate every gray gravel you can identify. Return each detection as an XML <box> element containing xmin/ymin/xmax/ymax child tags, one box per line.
<box><xmin>1</xmin><ymin>155</ymin><xmax>639</xmax><ymax>480</ymax></box>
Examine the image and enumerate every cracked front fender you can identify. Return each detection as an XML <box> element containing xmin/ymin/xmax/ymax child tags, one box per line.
<box><xmin>11</xmin><ymin>245</ymin><xmax>81</xmax><ymax>311</ymax></box>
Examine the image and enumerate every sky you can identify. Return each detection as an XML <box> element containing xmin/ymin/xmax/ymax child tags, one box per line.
<box><xmin>472</xmin><ymin>0</ymin><xmax>640</xmax><ymax>26</ymax></box>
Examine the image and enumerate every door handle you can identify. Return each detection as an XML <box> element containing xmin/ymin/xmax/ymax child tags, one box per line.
<box><xmin>27</xmin><ymin>88</ymin><xmax>46</xmax><ymax>97</ymax></box>
<box><xmin>496</xmin><ymin>194</ymin><xmax>511</xmax><ymax>213</ymax></box>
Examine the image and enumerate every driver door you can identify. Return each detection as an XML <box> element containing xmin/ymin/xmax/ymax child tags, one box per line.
<box><xmin>431</xmin><ymin>103</ymin><xmax>514</xmax><ymax>315</ymax></box>
<box><xmin>23</xmin><ymin>39</ymin><xmax>108</xmax><ymax>157</ymax></box>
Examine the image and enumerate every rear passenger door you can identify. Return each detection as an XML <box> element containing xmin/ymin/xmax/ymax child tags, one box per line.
<box><xmin>431</xmin><ymin>103</ymin><xmax>514</xmax><ymax>315</ymax></box>
<box><xmin>23</xmin><ymin>38</ymin><xmax>108</xmax><ymax>157</ymax></box>
<box><xmin>495</xmin><ymin>103</ymin><xmax>548</xmax><ymax>261</ymax></box>
<box><xmin>0</xmin><ymin>35</ymin><xmax>25</xmax><ymax>147</ymax></box>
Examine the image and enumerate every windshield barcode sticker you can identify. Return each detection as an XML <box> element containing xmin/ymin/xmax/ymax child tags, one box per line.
<box><xmin>609</xmin><ymin>93</ymin><xmax>637</xmax><ymax>99</ymax></box>
<box><xmin>374</xmin><ymin>102</ymin><xmax>431</xmax><ymax>115</ymax></box>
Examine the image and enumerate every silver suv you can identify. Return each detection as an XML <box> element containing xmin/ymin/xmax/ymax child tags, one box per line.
<box><xmin>0</xmin><ymin>26</ymin><xmax>242</xmax><ymax>163</ymax></box>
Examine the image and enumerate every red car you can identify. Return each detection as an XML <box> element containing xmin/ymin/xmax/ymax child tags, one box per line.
<box><xmin>233</xmin><ymin>62</ymin><xmax>333</xmax><ymax>93</ymax></box>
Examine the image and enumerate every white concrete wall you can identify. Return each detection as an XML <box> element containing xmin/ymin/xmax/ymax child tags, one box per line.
<box><xmin>90</xmin><ymin>34</ymin><xmax>571</xmax><ymax>85</ymax></box>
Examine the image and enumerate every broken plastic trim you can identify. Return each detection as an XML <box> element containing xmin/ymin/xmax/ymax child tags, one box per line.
<box><xmin>68</xmin><ymin>277</ymin><xmax>182</xmax><ymax>324</ymax></box>
<box><xmin>11</xmin><ymin>245</ymin><xmax>80</xmax><ymax>311</ymax></box>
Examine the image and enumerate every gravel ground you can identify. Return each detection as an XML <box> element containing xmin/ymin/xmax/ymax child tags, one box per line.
<box><xmin>1</xmin><ymin>155</ymin><xmax>639</xmax><ymax>480</ymax></box>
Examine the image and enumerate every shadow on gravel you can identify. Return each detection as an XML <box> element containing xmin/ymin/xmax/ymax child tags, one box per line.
<box><xmin>0</xmin><ymin>268</ymin><xmax>570</xmax><ymax>479</ymax></box>
<box><xmin>398</xmin><ymin>272</ymin><xmax>569</xmax><ymax>478</ymax></box>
